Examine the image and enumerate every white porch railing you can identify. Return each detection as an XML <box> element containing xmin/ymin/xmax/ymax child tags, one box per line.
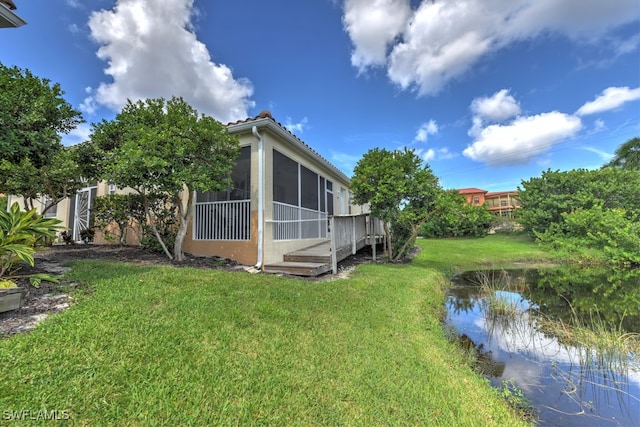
<box><xmin>272</xmin><ymin>201</ymin><xmax>328</xmax><ymax>240</ymax></box>
<box><xmin>194</xmin><ymin>200</ymin><xmax>250</xmax><ymax>240</ymax></box>
<box><xmin>330</xmin><ymin>214</ymin><xmax>385</xmax><ymax>273</ymax></box>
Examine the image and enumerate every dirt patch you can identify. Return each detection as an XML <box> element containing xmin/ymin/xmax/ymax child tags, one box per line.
<box><xmin>1</xmin><ymin>244</ymin><xmax>385</xmax><ymax>337</ymax></box>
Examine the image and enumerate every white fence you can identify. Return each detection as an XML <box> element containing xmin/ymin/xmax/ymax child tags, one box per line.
<box><xmin>194</xmin><ymin>200</ymin><xmax>251</xmax><ymax>240</ymax></box>
<box><xmin>272</xmin><ymin>202</ymin><xmax>328</xmax><ymax>240</ymax></box>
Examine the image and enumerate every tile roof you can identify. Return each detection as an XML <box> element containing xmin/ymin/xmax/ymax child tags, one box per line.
<box><xmin>1</xmin><ymin>0</ymin><xmax>16</xmax><ymax>10</ymax></box>
<box><xmin>226</xmin><ymin>110</ymin><xmax>349</xmax><ymax>183</ymax></box>
<box><xmin>457</xmin><ymin>187</ymin><xmax>487</xmax><ymax>194</ymax></box>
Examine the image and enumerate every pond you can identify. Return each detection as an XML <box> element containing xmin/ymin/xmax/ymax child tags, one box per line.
<box><xmin>445</xmin><ymin>266</ymin><xmax>640</xmax><ymax>426</ymax></box>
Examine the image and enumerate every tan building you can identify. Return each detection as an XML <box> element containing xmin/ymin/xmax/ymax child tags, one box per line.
<box><xmin>9</xmin><ymin>111</ymin><xmax>367</xmax><ymax>271</ymax></box>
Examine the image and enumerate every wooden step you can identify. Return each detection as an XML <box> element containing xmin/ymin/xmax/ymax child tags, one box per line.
<box><xmin>263</xmin><ymin>261</ymin><xmax>331</xmax><ymax>277</ymax></box>
<box><xmin>283</xmin><ymin>253</ymin><xmax>331</xmax><ymax>263</ymax></box>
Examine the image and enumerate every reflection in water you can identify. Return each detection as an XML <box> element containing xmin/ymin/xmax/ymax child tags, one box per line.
<box><xmin>446</xmin><ymin>267</ymin><xmax>640</xmax><ymax>427</ymax></box>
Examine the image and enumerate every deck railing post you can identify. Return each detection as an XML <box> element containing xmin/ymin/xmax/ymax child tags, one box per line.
<box><xmin>330</xmin><ymin>216</ymin><xmax>337</xmax><ymax>274</ymax></box>
<box><xmin>352</xmin><ymin>216</ymin><xmax>357</xmax><ymax>254</ymax></box>
<box><xmin>371</xmin><ymin>215</ymin><xmax>376</xmax><ymax>261</ymax></box>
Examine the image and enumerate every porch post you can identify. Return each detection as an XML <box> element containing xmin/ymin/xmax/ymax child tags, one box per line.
<box><xmin>352</xmin><ymin>216</ymin><xmax>356</xmax><ymax>254</ymax></box>
<box><xmin>371</xmin><ymin>215</ymin><xmax>376</xmax><ymax>261</ymax></box>
<box><xmin>330</xmin><ymin>216</ymin><xmax>337</xmax><ymax>274</ymax></box>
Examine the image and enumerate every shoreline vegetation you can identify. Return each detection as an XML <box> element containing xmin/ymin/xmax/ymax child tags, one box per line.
<box><xmin>1</xmin><ymin>234</ymin><xmax>556</xmax><ymax>425</ymax></box>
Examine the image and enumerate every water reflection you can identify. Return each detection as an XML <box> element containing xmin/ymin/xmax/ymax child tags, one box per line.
<box><xmin>446</xmin><ymin>266</ymin><xmax>640</xmax><ymax>427</ymax></box>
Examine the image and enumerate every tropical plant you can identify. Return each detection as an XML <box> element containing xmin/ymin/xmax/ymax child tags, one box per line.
<box><xmin>604</xmin><ymin>136</ymin><xmax>640</xmax><ymax>170</ymax></box>
<box><xmin>0</xmin><ymin>202</ymin><xmax>62</xmax><ymax>286</ymax></box>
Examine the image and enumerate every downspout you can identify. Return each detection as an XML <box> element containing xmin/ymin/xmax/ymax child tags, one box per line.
<box><xmin>252</xmin><ymin>125</ymin><xmax>264</xmax><ymax>269</ymax></box>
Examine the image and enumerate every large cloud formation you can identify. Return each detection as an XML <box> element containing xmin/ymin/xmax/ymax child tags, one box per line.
<box><xmin>343</xmin><ymin>0</ymin><xmax>638</xmax><ymax>95</ymax></box>
<box><xmin>463</xmin><ymin>86</ymin><xmax>640</xmax><ymax>166</ymax></box>
<box><xmin>86</xmin><ymin>0</ymin><xmax>254</xmax><ymax>123</ymax></box>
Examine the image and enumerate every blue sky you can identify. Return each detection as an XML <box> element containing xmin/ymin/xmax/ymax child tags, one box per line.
<box><xmin>3</xmin><ymin>0</ymin><xmax>639</xmax><ymax>190</ymax></box>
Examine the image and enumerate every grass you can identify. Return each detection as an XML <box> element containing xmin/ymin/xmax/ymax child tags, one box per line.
<box><xmin>0</xmin><ymin>236</ymin><xmax>542</xmax><ymax>426</ymax></box>
<box><xmin>416</xmin><ymin>233</ymin><xmax>555</xmax><ymax>274</ymax></box>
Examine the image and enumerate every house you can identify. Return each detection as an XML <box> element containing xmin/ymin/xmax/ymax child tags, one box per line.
<box><xmin>8</xmin><ymin>111</ymin><xmax>378</xmax><ymax>275</ymax></box>
<box><xmin>183</xmin><ymin>110</ymin><xmax>367</xmax><ymax>269</ymax></box>
<box><xmin>457</xmin><ymin>188</ymin><xmax>520</xmax><ymax>216</ymax></box>
<box><xmin>485</xmin><ymin>191</ymin><xmax>520</xmax><ymax>216</ymax></box>
<box><xmin>458</xmin><ymin>188</ymin><xmax>487</xmax><ymax>206</ymax></box>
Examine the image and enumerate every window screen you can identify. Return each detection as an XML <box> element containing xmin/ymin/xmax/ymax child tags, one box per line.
<box><xmin>273</xmin><ymin>149</ymin><xmax>299</xmax><ymax>206</ymax></box>
<box><xmin>197</xmin><ymin>146</ymin><xmax>251</xmax><ymax>202</ymax></box>
<box><xmin>300</xmin><ymin>166</ymin><xmax>319</xmax><ymax>210</ymax></box>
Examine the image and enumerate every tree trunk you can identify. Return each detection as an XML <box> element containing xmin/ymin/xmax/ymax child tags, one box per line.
<box><xmin>173</xmin><ymin>191</ymin><xmax>192</xmax><ymax>263</ymax></box>
<box><xmin>141</xmin><ymin>192</ymin><xmax>173</xmax><ymax>260</ymax></box>
<box><xmin>383</xmin><ymin>221</ymin><xmax>392</xmax><ymax>260</ymax></box>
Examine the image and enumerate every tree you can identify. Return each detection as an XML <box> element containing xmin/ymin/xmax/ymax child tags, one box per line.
<box><xmin>0</xmin><ymin>62</ymin><xmax>84</xmax><ymax>211</ymax></box>
<box><xmin>518</xmin><ymin>168</ymin><xmax>640</xmax><ymax>236</ymax></box>
<box><xmin>350</xmin><ymin>148</ymin><xmax>441</xmax><ymax>261</ymax></box>
<box><xmin>0</xmin><ymin>146</ymin><xmax>86</xmax><ymax>213</ymax></box>
<box><xmin>604</xmin><ymin>136</ymin><xmax>640</xmax><ymax>170</ymax></box>
<box><xmin>518</xmin><ymin>168</ymin><xmax>640</xmax><ymax>265</ymax></box>
<box><xmin>421</xmin><ymin>190</ymin><xmax>493</xmax><ymax>238</ymax></box>
<box><xmin>89</xmin><ymin>96</ymin><xmax>240</xmax><ymax>261</ymax></box>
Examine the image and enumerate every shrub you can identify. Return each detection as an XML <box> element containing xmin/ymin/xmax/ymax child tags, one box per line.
<box><xmin>0</xmin><ymin>202</ymin><xmax>62</xmax><ymax>286</ymax></box>
<box><xmin>93</xmin><ymin>194</ymin><xmax>146</xmax><ymax>245</ymax></box>
<box><xmin>537</xmin><ymin>205</ymin><xmax>640</xmax><ymax>266</ymax></box>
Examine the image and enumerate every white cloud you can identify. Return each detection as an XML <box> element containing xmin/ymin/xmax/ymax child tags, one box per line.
<box><xmin>342</xmin><ymin>0</ymin><xmax>411</xmax><ymax>71</ymax></box>
<box><xmin>471</xmin><ymin>90</ymin><xmax>521</xmax><ymax>122</ymax></box>
<box><xmin>414</xmin><ymin>147</ymin><xmax>453</xmax><ymax>162</ymax></box>
<box><xmin>87</xmin><ymin>0</ymin><xmax>254</xmax><ymax>123</ymax></box>
<box><xmin>284</xmin><ymin>116</ymin><xmax>309</xmax><ymax>134</ymax></box>
<box><xmin>463</xmin><ymin>112</ymin><xmax>582</xmax><ymax>166</ymax></box>
<box><xmin>581</xmin><ymin>146</ymin><xmax>614</xmax><ymax>163</ymax></box>
<box><xmin>469</xmin><ymin>89</ymin><xmax>522</xmax><ymax>138</ymax></box>
<box><xmin>414</xmin><ymin>119</ymin><xmax>438</xmax><ymax>142</ymax></box>
<box><xmin>62</xmin><ymin>123</ymin><xmax>92</xmax><ymax>146</ymax></box>
<box><xmin>342</xmin><ymin>0</ymin><xmax>638</xmax><ymax>95</ymax></box>
<box><xmin>421</xmin><ymin>148</ymin><xmax>435</xmax><ymax>162</ymax></box>
<box><xmin>576</xmin><ymin>86</ymin><xmax>640</xmax><ymax>116</ymax></box>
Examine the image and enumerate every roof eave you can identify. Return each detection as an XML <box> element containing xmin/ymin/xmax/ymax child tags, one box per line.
<box><xmin>0</xmin><ymin>4</ymin><xmax>26</xmax><ymax>28</ymax></box>
<box><xmin>228</xmin><ymin>118</ymin><xmax>351</xmax><ymax>184</ymax></box>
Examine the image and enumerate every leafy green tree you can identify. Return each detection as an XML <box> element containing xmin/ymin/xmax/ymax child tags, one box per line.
<box><xmin>93</xmin><ymin>194</ymin><xmax>147</xmax><ymax>245</ymax></box>
<box><xmin>0</xmin><ymin>62</ymin><xmax>84</xmax><ymax>212</ymax></box>
<box><xmin>421</xmin><ymin>190</ymin><xmax>493</xmax><ymax>238</ymax></box>
<box><xmin>89</xmin><ymin>96</ymin><xmax>240</xmax><ymax>261</ymax></box>
<box><xmin>518</xmin><ymin>168</ymin><xmax>640</xmax><ymax>236</ymax></box>
<box><xmin>519</xmin><ymin>168</ymin><xmax>640</xmax><ymax>265</ymax></box>
<box><xmin>350</xmin><ymin>148</ymin><xmax>441</xmax><ymax>261</ymax></box>
<box><xmin>604</xmin><ymin>136</ymin><xmax>640</xmax><ymax>170</ymax></box>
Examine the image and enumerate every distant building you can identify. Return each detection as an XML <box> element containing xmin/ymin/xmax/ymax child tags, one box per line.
<box><xmin>458</xmin><ymin>188</ymin><xmax>520</xmax><ymax>216</ymax></box>
<box><xmin>458</xmin><ymin>188</ymin><xmax>487</xmax><ymax>206</ymax></box>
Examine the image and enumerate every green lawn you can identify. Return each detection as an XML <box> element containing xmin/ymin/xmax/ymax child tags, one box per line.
<box><xmin>0</xmin><ymin>235</ymin><xmax>547</xmax><ymax>426</ymax></box>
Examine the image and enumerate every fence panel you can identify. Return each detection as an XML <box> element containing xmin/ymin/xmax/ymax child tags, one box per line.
<box><xmin>194</xmin><ymin>200</ymin><xmax>250</xmax><ymax>240</ymax></box>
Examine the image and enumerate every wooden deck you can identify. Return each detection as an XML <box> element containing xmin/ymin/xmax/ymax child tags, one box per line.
<box><xmin>263</xmin><ymin>242</ymin><xmax>333</xmax><ymax>276</ymax></box>
<box><xmin>262</xmin><ymin>238</ymin><xmax>375</xmax><ymax>277</ymax></box>
<box><xmin>263</xmin><ymin>214</ymin><xmax>384</xmax><ymax>277</ymax></box>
